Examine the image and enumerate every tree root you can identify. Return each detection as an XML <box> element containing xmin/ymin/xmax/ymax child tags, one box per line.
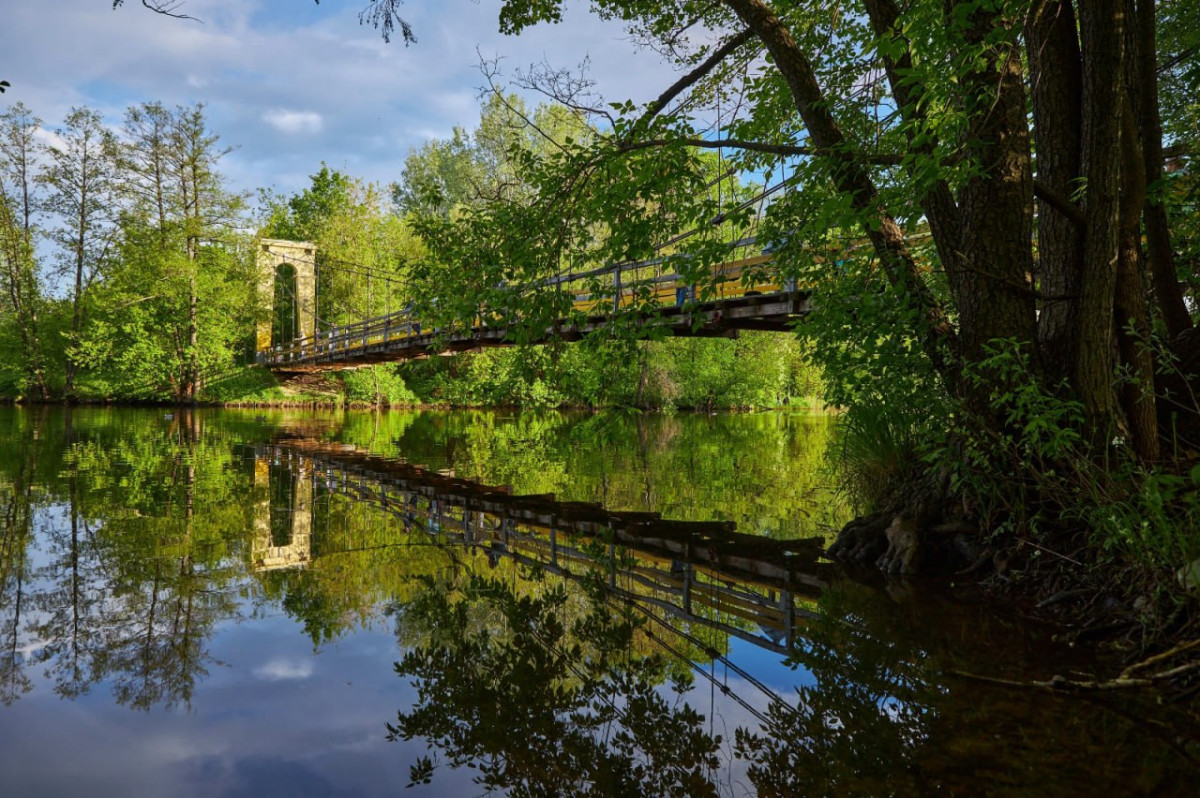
<box><xmin>826</xmin><ymin>510</ymin><xmax>892</xmax><ymax>563</ymax></box>
<box><xmin>826</xmin><ymin>465</ymin><xmax>971</xmax><ymax>574</ymax></box>
<box><xmin>1120</xmin><ymin>639</ymin><xmax>1200</xmax><ymax>680</ymax></box>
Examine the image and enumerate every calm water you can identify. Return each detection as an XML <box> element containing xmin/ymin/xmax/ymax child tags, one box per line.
<box><xmin>0</xmin><ymin>406</ymin><xmax>1195</xmax><ymax>797</ymax></box>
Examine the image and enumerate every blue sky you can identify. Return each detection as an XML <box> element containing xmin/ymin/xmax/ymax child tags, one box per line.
<box><xmin>2</xmin><ymin>1</ymin><xmax>679</xmax><ymax>199</ymax></box>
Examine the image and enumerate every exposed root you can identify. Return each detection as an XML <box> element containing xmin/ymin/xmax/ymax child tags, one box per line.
<box><xmin>1120</xmin><ymin>639</ymin><xmax>1200</xmax><ymax>680</ymax></box>
<box><xmin>826</xmin><ymin>511</ymin><xmax>891</xmax><ymax>563</ymax></box>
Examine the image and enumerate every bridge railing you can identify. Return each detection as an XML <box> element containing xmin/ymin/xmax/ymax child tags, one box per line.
<box><xmin>555</xmin><ymin>234</ymin><xmax>787</xmax><ymax>314</ymax></box>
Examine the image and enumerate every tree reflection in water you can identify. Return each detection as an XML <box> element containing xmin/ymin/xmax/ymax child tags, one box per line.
<box><xmin>388</xmin><ymin>573</ymin><xmax>721</xmax><ymax>797</ymax></box>
<box><xmin>387</xmin><ymin>564</ymin><xmax>1200</xmax><ymax>797</ymax></box>
<box><xmin>0</xmin><ymin>408</ymin><xmax>246</xmax><ymax>710</ymax></box>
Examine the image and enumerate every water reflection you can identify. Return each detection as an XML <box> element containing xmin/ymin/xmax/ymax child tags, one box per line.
<box><xmin>268</xmin><ymin>437</ymin><xmax>830</xmax><ymax>653</ymax></box>
<box><xmin>0</xmin><ymin>407</ymin><xmax>1196</xmax><ymax>797</ymax></box>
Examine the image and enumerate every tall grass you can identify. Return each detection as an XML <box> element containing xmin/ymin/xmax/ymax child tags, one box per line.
<box><xmin>836</xmin><ymin>401</ymin><xmax>926</xmax><ymax>512</ymax></box>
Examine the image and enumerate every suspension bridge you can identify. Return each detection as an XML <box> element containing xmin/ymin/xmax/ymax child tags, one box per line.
<box><xmin>255</xmin><ymin>237</ymin><xmax>812</xmax><ymax>372</ymax></box>
<box><xmin>253</xmin><ymin>175</ymin><xmax>834</xmax><ymax>372</ymax></box>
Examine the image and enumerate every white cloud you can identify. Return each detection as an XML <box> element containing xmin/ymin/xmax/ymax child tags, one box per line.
<box><xmin>0</xmin><ymin>0</ymin><xmax>683</xmax><ymax>196</ymax></box>
<box><xmin>262</xmin><ymin>108</ymin><xmax>324</xmax><ymax>135</ymax></box>
<box><xmin>252</xmin><ymin>658</ymin><xmax>314</xmax><ymax>681</ymax></box>
<box><xmin>32</xmin><ymin>128</ymin><xmax>68</xmax><ymax>153</ymax></box>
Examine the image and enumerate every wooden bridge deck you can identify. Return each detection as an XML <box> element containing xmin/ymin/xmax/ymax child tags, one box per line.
<box><xmin>264</xmin><ymin>290</ymin><xmax>811</xmax><ymax>372</ymax></box>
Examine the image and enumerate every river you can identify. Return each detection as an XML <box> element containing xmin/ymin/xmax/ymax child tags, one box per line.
<box><xmin>0</xmin><ymin>406</ymin><xmax>1194</xmax><ymax>796</ymax></box>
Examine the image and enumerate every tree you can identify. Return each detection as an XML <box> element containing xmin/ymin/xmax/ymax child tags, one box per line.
<box><xmin>167</xmin><ymin>104</ymin><xmax>235</xmax><ymax>399</ymax></box>
<box><xmin>73</xmin><ymin>103</ymin><xmax>252</xmax><ymax>402</ymax></box>
<box><xmin>393</xmin><ymin>93</ymin><xmax>593</xmax><ymax>217</ymax></box>
<box><xmin>0</xmin><ymin>103</ymin><xmax>50</xmax><ymax>399</ymax></box>
<box><xmin>393</xmin><ymin>125</ymin><xmax>480</xmax><ymax>217</ymax></box>
<box><xmin>40</xmin><ymin>107</ymin><xmax>119</xmax><ymax>397</ymax></box>
<box><xmin>120</xmin><ymin>102</ymin><xmax>177</xmax><ymax>251</ymax></box>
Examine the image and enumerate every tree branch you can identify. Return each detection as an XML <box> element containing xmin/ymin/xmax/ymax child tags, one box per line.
<box><xmin>636</xmin><ymin>28</ymin><xmax>756</xmax><ymax>127</ymax></box>
<box><xmin>723</xmin><ymin>0</ymin><xmax>958</xmax><ymax>375</ymax></box>
<box><xmin>111</xmin><ymin>1</ymin><xmax>198</xmax><ymax>21</ymax></box>
<box><xmin>357</xmin><ymin>0</ymin><xmax>416</xmax><ymax>45</ymax></box>
<box><xmin>1033</xmin><ymin>178</ymin><xmax>1085</xmax><ymax>228</ymax></box>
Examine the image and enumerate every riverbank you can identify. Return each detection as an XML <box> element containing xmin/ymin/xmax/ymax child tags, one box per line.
<box><xmin>829</xmin><ymin>489</ymin><xmax>1200</xmax><ymax>700</ymax></box>
<box><xmin>2</xmin><ymin>363</ymin><xmax>827</xmax><ymax>413</ymax></box>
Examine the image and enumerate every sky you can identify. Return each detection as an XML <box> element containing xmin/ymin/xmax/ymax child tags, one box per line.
<box><xmin>1</xmin><ymin>0</ymin><xmax>680</xmax><ymax>200</ymax></box>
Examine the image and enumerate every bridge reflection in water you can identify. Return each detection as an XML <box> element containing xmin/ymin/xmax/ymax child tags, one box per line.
<box><xmin>252</xmin><ymin>436</ymin><xmax>835</xmax><ymax>658</ymax></box>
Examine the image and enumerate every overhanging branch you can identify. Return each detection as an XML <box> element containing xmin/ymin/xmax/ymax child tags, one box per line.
<box><xmin>110</xmin><ymin>1</ymin><xmax>198</xmax><ymax>21</ymax></box>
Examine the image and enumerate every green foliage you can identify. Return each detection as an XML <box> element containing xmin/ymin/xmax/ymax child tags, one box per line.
<box><xmin>332</xmin><ymin>409</ymin><xmax>850</xmax><ymax>541</ymax></box>
<box><xmin>259</xmin><ymin>165</ymin><xmax>353</xmax><ymax>242</ymax></box>
<box><xmin>339</xmin><ymin>366</ymin><xmax>419</xmax><ymax>406</ymax></box>
<box><xmin>393</xmin><ymin>93</ymin><xmax>594</xmax><ymax>217</ymax></box>
<box><xmin>929</xmin><ymin>340</ymin><xmax>1200</xmax><ymax>577</ymax></box>
<box><xmin>198</xmin><ymin>365</ymin><xmax>287</xmax><ymax>403</ymax></box>
<box><xmin>397</xmin><ymin>332</ymin><xmax>821</xmax><ymax>410</ymax></box>
<box><xmin>1089</xmin><ymin>465</ymin><xmax>1200</xmax><ymax>572</ymax></box>
<box><xmin>73</xmin><ymin>218</ymin><xmax>256</xmax><ymax>400</ymax></box>
<box><xmin>0</xmin><ymin>101</ymin><xmax>253</xmax><ymax>401</ymax></box>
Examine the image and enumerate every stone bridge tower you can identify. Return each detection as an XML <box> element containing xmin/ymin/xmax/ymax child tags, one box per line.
<box><xmin>256</xmin><ymin>239</ymin><xmax>317</xmax><ymax>357</ymax></box>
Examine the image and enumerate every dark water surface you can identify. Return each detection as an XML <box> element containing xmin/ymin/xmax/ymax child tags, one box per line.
<box><xmin>0</xmin><ymin>406</ymin><xmax>1195</xmax><ymax>797</ymax></box>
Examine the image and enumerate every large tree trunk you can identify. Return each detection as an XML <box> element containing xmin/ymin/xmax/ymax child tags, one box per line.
<box><xmin>1074</xmin><ymin>0</ymin><xmax>1127</xmax><ymax>432</ymax></box>
<box><xmin>1116</xmin><ymin>96</ymin><xmax>1159</xmax><ymax>460</ymax></box>
<box><xmin>1026</xmin><ymin>0</ymin><xmax>1086</xmax><ymax>385</ymax></box>
<box><xmin>954</xmin><ymin>11</ymin><xmax>1036</xmax><ymax>362</ymax></box>
<box><xmin>867</xmin><ymin>0</ymin><xmax>1035</xmax><ymax>405</ymax></box>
